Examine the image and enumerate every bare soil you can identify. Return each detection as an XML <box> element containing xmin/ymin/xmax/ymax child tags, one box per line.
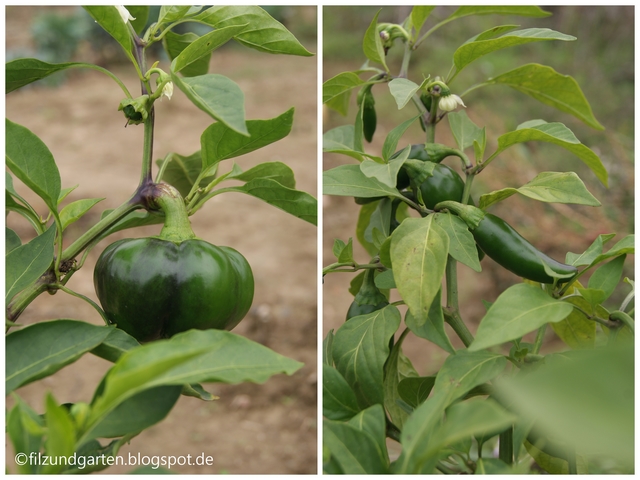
<box><xmin>6</xmin><ymin>10</ymin><xmax>318</xmax><ymax>474</ymax></box>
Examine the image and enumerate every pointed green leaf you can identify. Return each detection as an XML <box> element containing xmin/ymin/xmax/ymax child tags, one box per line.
<box><xmin>464</xmin><ymin>25</ymin><xmax>520</xmax><ymax>44</ymax></box>
<box><xmin>363</xmin><ymin>10</ymin><xmax>388</xmax><ymax>72</ymax></box>
<box><xmin>42</xmin><ymin>394</ymin><xmax>76</xmax><ymax>473</ymax></box>
<box><xmin>405</xmin><ymin>293</ymin><xmax>455</xmax><ymax>354</ymax></box>
<box><xmin>163</xmin><ymin>31</ymin><xmax>212</xmax><ymax>77</ymax></box>
<box><xmin>324</xmin><ymin>418</ymin><xmax>389</xmax><ymax>474</ymax></box>
<box><xmin>220</xmin><ymin>178</ymin><xmax>316</xmax><ymax>225</ymax></box>
<box><xmin>469</xmin><ymin>284</ymin><xmax>573</xmax><ymax>351</ymax></box>
<box><xmin>90</xmin><ymin>327</ymin><xmax>141</xmax><ymax>363</ymax></box>
<box><xmin>332</xmin><ymin>305</ymin><xmax>401</xmax><ymax>407</ymax></box>
<box><xmin>171</xmin><ymin>72</ymin><xmax>248</xmax><ymax>135</ymax></box>
<box><xmin>398</xmin><ymin>376</ymin><xmax>436</xmax><ymax>408</ymax></box>
<box><xmin>172</xmin><ymin>24</ymin><xmax>247</xmax><ymax>74</ymax></box>
<box><xmin>126</xmin><ymin>5</ymin><xmax>149</xmax><ymax>35</ymax></box>
<box><xmin>588</xmin><ymin>255</ymin><xmax>626</xmax><ymax>302</ymax></box>
<box><xmin>347</xmin><ymin>405</ymin><xmax>389</xmax><ymax>467</ymax></box>
<box><xmin>488</xmin><ymin>120</ymin><xmax>607</xmax><ymax>186</ymax></box>
<box><xmin>484</xmin><ymin>64</ymin><xmax>604</xmax><ymax>130</ymax></box>
<box><xmin>388</xmin><ymin>78</ymin><xmax>428</xmax><ymax>109</ymax></box>
<box><xmin>360</xmin><ymin>154</ymin><xmax>407</xmax><ymax>188</ymax></box>
<box><xmin>382</xmin><ymin>115</ymin><xmax>421</xmax><ymax>161</ymax></box>
<box><xmin>383</xmin><ymin>331</ymin><xmax>418</xmax><ymax>429</ymax></box>
<box><xmin>324</xmin><ymin>330</ymin><xmax>335</xmax><ymax>367</ymax></box>
<box><xmin>6</xmin><ymin>225</ymin><xmax>56</xmax><ymax>303</ymax></box>
<box><xmin>434</xmin><ymin>213</ymin><xmax>482</xmax><ymax>272</ymax></box>
<box><xmin>6</xmin><ymin>59</ymin><xmax>79</xmax><ymax>93</ymax></box>
<box><xmin>6</xmin><ymin>228</ymin><xmax>21</xmax><ymax>254</ymax></box>
<box><xmin>323</xmin><ymin>364</ymin><xmax>360</xmax><ymax>421</ymax></box>
<box><xmin>6</xmin><ymin>320</ymin><xmax>113</xmax><ymax>393</ymax></box>
<box><xmin>566</xmin><ymin>233</ymin><xmax>616</xmax><ymax>266</ymax></box>
<box><xmin>390</xmin><ymin>216</ymin><xmax>449</xmax><ymax>327</ymax></box>
<box><xmin>448</xmin><ymin>110</ymin><xmax>484</xmax><ymax>151</ymax></box>
<box><xmin>454</xmin><ymin>29</ymin><xmax>575</xmax><ymax>73</ymax></box>
<box><xmin>447</xmin><ymin>6</ymin><xmax>551</xmax><ymax>20</ymax></box>
<box><xmin>410</xmin><ymin>7</ymin><xmax>435</xmax><ymax>36</ymax></box>
<box><xmin>6</xmin><ymin>119</ymin><xmax>61</xmax><ymax>211</ymax></box>
<box><xmin>83</xmin><ymin>7</ymin><xmax>134</xmax><ymax>62</ymax></box>
<box><xmin>324</xmin><ymin>164</ymin><xmax>404</xmax><ymax>199</ymax></box>
<box><xmin>200</xmin><ymin>107</ymin><xmax>293</xmax><ymax>167</ymax></box>
<box><xmin>550</xmin><ymin>296</ymin><xmax>598</xmax><ymax>349</ymax></box>
<box><xmin>59</xmin><ymin>198</ymin><xmax>104</xmax><ymax>231</ymax></box>
<box><xmin>229</xmin><ymin>161</ymin><xmax>296</xmax><ymax>189</ymax></box>
<box><xmin>156</xmin><ymin>151</ymin><xmax>214</xmax><ymax>198</ymax></box>
<box><xmin>356</xmin><ymin>201</ymin><xmax>381</xmax><ymax>256</ymax></box>
<box><xmin>323</xmin><ymin>72</ymin><xmax>366</xmax><ymax>105</ymax></box>
<box><xmin>194</xmin><ymin>6</ymin><xmax>313</xmax><ymax>56</ymax></box>
<box><xmin>590</xmin><ymin>235</ymin><xmax>634</xmax><ymax>266</ymax></box>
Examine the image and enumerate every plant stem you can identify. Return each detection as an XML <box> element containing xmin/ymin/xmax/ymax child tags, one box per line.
<box><xmin>532</xmin><ymin>324</ymin><xmax>547</xmax><ymax>354</ymax></box>
<box><xmin>399</xmin><ymin>41</ymin><xmax>412</xmax><ymax>78</ymax></box>
<box><xmin>425</xmin><ymin>98</ymin><xmax>439</xmax><ymax>143</ymax></box>
<box><xmin>461</xmin><ymin>172</ymin><xmax>475</xmax><ymax>204</ymax></box>
<box><xmin>67</xmin><ymin>64</ymin><xmax>132</xmax><ymax>98</ymax></box>
<box><xmin>140</xmin><ymin>110</ymin><xmax>155</xmax><ymax>185</ymax></box>
<box><xmin>58</xmin><ymin>285</ymin><xmax>111</xmax><ymax>326</ymax></box>
<box><xmin>444</xmin><ymin>257</ymin><xmax>474</xmax><ymax>347</ymax></box>
<box><xmin>150</xmin><ymin>183</ymin><xmax>196</xmax><ymax>242</ymax></box>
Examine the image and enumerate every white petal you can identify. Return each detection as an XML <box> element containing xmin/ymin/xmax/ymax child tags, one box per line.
<box><xmin>162</xmin><ymin>82</ymin><xmax>174</xmax><ymax>100</ymax></box>
<box><xmin>116</xmin><ymin>6</ymin><xmax>135</xmax><ymax>24</ymax></box>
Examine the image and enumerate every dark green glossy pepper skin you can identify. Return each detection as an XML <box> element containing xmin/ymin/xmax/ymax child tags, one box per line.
<box><xmin>346</xmin><ymin>300</ymin><xmax>389</xmax><ymax>321</ymax></box>
<box><xmin>419</xmin><ymin>163</ymin><xmax>465</xmax><ymax>210</ymax></box>
<box><xmin>472</xmin><ymin>213</ymin><xmax>577</xmax><ymax>284</ymax></box>
<box><xmin>94</xmin><ymin>237</ymin><xmax>254</xmax><ymax>341</ymax></box>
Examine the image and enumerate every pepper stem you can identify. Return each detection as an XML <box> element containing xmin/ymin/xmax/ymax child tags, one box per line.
<box><xmin>150</xmin><ymin>183</ymin><xmax>196</xmax><ymax>243</ymax></box>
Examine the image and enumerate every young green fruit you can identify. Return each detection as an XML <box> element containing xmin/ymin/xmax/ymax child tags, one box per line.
<box><xmin>93</xmin><ymin>183</ymin><xmax>254</xmax><ymax>341</ymax></box>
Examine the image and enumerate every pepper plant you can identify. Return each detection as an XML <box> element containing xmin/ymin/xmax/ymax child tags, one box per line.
<box><xmin>322</xmin><ymin>6</ymin><xmax>633</xmax><ymax>474</ymax></box>
<box><xmin>6</xmin><ymin>6</ymin><xmax>316</xmax><ymax>473</ymax></box>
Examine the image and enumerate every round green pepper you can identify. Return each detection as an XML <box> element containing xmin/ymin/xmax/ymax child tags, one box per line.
<box><xmin>93</xmin><ymin>183</ymin><xmax>254</xmax><ymax>341</ymax></box>
<box><xmin>472</xmin><ymin>213</ymin><xmax>577</xmax><ymax>284</ymax></box>
<box><xmin>346</xmin><ymin>300</ymin><xmax>389</xmax><ymax>321</ymax></box>
<box><xmin>418</xmin><ymin>163</ymin><xmax>465</xmax><ymax>210</ymax></box>
<box><xmin>346</xmin><ymin>267</ymin><xmax>388</xmax><ymax>321</ymax></box>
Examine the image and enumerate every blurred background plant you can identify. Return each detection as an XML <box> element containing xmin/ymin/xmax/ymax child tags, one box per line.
<box><xmin>323</xmin><ymin>6</ymin><xmax>634</xmax><ymax>323</ymax></box>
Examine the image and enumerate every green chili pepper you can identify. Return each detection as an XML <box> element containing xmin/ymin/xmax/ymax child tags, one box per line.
<box><xmin>472</xmin><ymin>213</ymin><xmax>577</xmax><ymax>284</ymax></box>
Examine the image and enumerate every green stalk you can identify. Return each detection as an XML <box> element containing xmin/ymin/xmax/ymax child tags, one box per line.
<box><xmin>425</xmin><ymin>97</ymin><xmax>439</xmax><ymax>143</ymax></box>
<box><xmin>58</xmin><ymin>285</ymin><xmax>110</xmax><ymax>326</ymax></box>
<box><xmin>399</xmin><ymin>41</ymin><xmax>412</xmax><ymax>78</ymax></box>
<box><xmin>532</xmin><ymin>324</ymin><xmax>547</xmax><ymax>354</ymax></box>
<box><xmin>140</xmin><ymin>110</ymin><xmax>155</xmax><ymax>185</ymax></box>
<box><xmin>444</xmin><ymin>257</ymin><xmax>474</xmax><ymax>347</ymax></box>
<box><xmin>150</xmin><ymin>183</ymin><xmax>196</xmax><ymax>243</ymax></box>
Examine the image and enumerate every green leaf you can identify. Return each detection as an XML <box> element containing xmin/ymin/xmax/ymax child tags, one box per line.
<box><xmin>495</xmin><ymin>344</ymin><xmax>634</xmax><ymax>472</ymax></box>
<box><xmin>464</xmin><ymin>25</ymin><xmax>520</xmax><ymax>43</ymax></box>
<box><xmin>479</xmin><ymin>171</ymin><xmax>601</xmax><ymax>209</ymax></box>
<box><xmin>194</xmin><ymin>6</ymin><xmax>313</xmax><ymax>56</ymax></box>
<box><xmin>6</xmin><ymin>228</ymin><xmax>21</xmax><ymax>254</ymax></box>
<box><xmin>410</xmin><ymin>7</ymin><xmax>435</xmax><ymax>36</ymax></box>
<box><xmin>588</xmin><ymin>255</ymin><xmax>626</xmax><ymax>302</ymax></box>
<box><xmin>323</xmin><ymin>418</ymin><xmax>389</xmax><ymax>474</ymax></box>
<box><xmin>156</xmin><ymin>151</ymin><xmax>215</xmax><ymax>198</ymax></box>
<box><xmin>181</xmin><ymin>383</ymin><xmax>217</xmax><ymax>401</ymax></box>
<box><xmin>323</xmin><ymin>330</ymin><xmax>335</xmax><ymax>366</ymax></box>
<box><xmin>57</xmin><ymin>185</ymin><xmax>78</xmax><ymax>204</ymax></box>
<box><xmin>382</xmin><ymin>115</ymin><xmax>420</xmax><ymax>161</ymax></box>
<box><xmin>83</xmin><ymin>7</ymin><xmax>134</xmax><ymax>62</ymax></box>
<box><xmin>347</xmin><ymin>405</ymin><xmax>389</xmax><ymax>467</ymax></box>
<box><xmin>172</xmin><ymin>25</ymin><xmax>247</xmax><ymax>74</ymax></box>
<box><xmin>405</xmin><ymin>293</ymin><xmax>455</xmax><ymax>354</ymax></box>
<box><xmin>448</xmin><ymin>110</ymin><xmax>485</xmax><ymax>151</ymax></box>
<box><xmin>333</xmin><ymin>238</ymin><xmax>354</xmax><ymax>263</ymax></box>
<box><xmin>5</xmin><ymin>225</ymin><xmax>56</xmax><ymax>304</ymax></box>
<box><xmin>323</xmin><ymin>72</ymin><xmax>366</xmax><ymax>106</ymax></box>
<box><xmin>200</xmin><ymin>107</ymin><xmax>294</xmax><ymax>167</ymax></box>
<box><xmin>390</xmin><ymin>216</ymin><xmax>449</xmax><ymax>327</ymax></box>
<box><xmin>7</xmin><ymin>396</ymin><xmax>45</xmax><ymax>474</ymax></box>
<box><xmin>398</xmin><ymin>376</ymin><xmax>436</xmax><ymax>408</ymax></box>
<box><xmin>363</xmin><ymin>198</ymin><xmax>392</xmax><ymax>248</ymax></box>
<box><xmin>220</xmin><ymin>178</ymin><xmax>316</xmax><ymax>225</ymax></box>
<box><xmin>324</xmin><ymin>164</ymin><xmax>404</xmax><ymax>199</ymax></box>
<box><xmin>590</xmin><ymin>234</ymin><xmax>634</xmax><ymax>265</ymax></box>
<box><xmin>6</xmin><ymin>320</ymin><xmax>113</xmax><ymax>394</ymax></box>
<box><xmin>42</xmin><ymin>394</ymin><xmax>76</xmax><ymax>474</ymax></box>
<box><xmin>388</xmin><ymin>78</ymin><xmax>428</xmax><ymax>110</ymax></box>
<box><xmin>323</xmin><ymin>364</ymin><xmax>360</xmax><ymax>421</ymax></box>
<box><xmin>126</xmin><ymin>6</ymin><xmax>149</xmax><ymax>35</ymax></box>
<box><xmin>59</xmin><ymin>198</ymin><xmax>104</xmax><ymax>231</ymax></box>
<box><xmin>566</xmin><ymin>233</ymin><xmax>616</xmax><ymax>266</ymax></box>
<box><xmin>356</xmin><ymin>201</ymin><xmax>381</xmax><ymax>256</ymax></box>
<box><xmin>469</xmin><ymin>284</ymin><xmax>574</xmax><ymax>351</ymax></box>
<box><xmin>431</xmin><ymin>349</ymin><xmax>507</xmax><ymax>404</ymax></box>
<box><xmin>433</xmin><ymin>213</ymin><xmax>482</xmax><ymax>272</ymax></box>
<box><xmin>577</xmin><ymin>287</ymin><xmax>607</xmax><ymax>308</ymax></box>
<box><xmin>6</xmin><ymin>119</ymin><xmax>61</xmax><ymax>211</ymax></box>
<box><xmin>360</xmin><ymin>154</ymin><xmax>407</xmax><ymax>188</ymax></box>
<box><xmin>363</xmin><ymin>10</ymin><xmax>388</xmax><ymax>72</ymax></box>
<box><xmin>488</xmin><ymin>120</ymin><xmax>607</xmax><ymax>186</ymax></box>
<box><xmin>332</xmin><ymin>305</ymin><xmax>401</xmax><ymax>407</ymax></box>
<box><xmin>447</xmin><ymin>6</ymin><xmax>551</xmax><ymax>20</ymax></box>
<box><xmin>171</xmin><ymin>72</ymin><xmax>248</xmax><ymax>135</ymax></box>
<box><xmin>229</xmin><ymin>161</ymin><xmax>296</xmax><ymax>189</ymax></box>
<box><xmin>163</xmin><ymin>31</ymin><xmax>212</xmax><ymax>77</ymax></box>
<box><xmin>157</xmin><ymin>5</ymin><xmax>193</xmax><ymax>25</ymax></box>
<box><xmin>454</xmin><ymin>29</ymin><xmax>575</xmax><ymax>73</ymax></box>
<box><xmin>550</xmin><ymin>295</ymin><xmax>598</xmax><ymax>349</ymax></box>
<box><xmin>6</xmin><ymin>58</ymin><xmax>80</xmax><ymax>93</ymax></box>
<box><xmin>82</xmin><ymin>386</ymin><xmax>182</xmax><ymax>440</ymax></box>
<box><xmin>90</xmin><ymin>328</ymin><xmax>141</xmax><ymax>363</ymax></box>
<box><xmin>383</xmin><ymin>330</ymin><xmax>418</xmax><ymax>429</ymax></box>
<box><xmin>483</xmin><ymin>64</ymin><xmax>604</xmax><ymax>131</ymax></box>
